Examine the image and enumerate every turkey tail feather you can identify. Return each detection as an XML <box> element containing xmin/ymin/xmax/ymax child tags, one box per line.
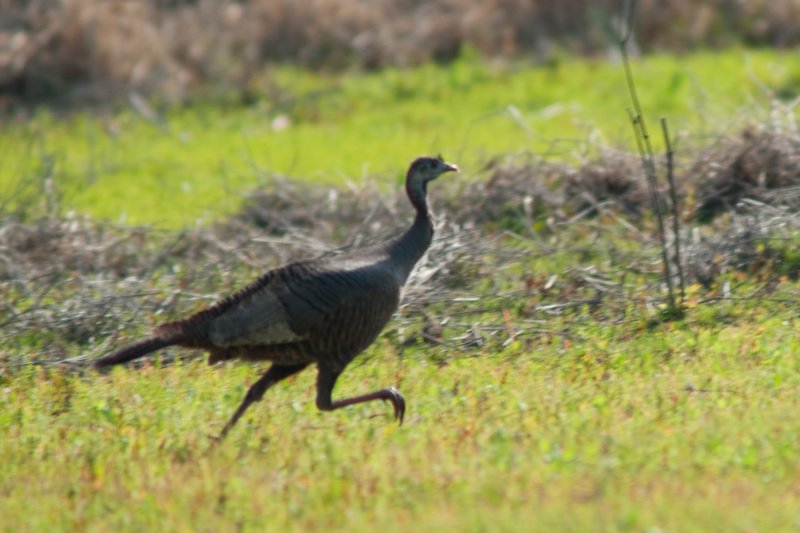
<box><xmin>94</xmin><ymin>335</ymin><xmax>181</xmax><ymax>369</ymax></box>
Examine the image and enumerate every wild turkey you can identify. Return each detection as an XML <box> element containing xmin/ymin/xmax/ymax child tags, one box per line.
<box><xmin>94</xmin><ymin>155</ymin><xmax>459</xmax><ymax>439</ymax></box>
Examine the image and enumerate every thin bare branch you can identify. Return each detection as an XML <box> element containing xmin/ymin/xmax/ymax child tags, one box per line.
<box><xmin>661</xmin><ymin>117</ymin><xmax>685</xmax><ymax>303</ymax></box>
<box><xmin>619</xmin><ymin>0</ymin><xmax>677</xmax><ymax>311</ymax></box>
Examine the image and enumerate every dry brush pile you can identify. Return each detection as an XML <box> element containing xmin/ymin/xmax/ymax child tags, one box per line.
<box><xmin>2</xmin><ymin>0</ymin><xmax>800</xmax><ymax>106</ymax></box>
<box><xmin>3</xmin><ymin>118</ymin><xmax>800</xmax><ymax>368</ymax></box>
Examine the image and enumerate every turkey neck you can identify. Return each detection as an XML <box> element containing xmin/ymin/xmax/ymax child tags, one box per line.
<box><xmin>386</xmin><ymin>180</ymin><xmax>433</xmax><ymax>283</ymax></box>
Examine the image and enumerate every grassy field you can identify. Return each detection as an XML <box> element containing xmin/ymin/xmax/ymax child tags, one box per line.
<box><xmin>4</xmin><ymin>48</ymin><xmax>800</xmax><ymax>531</ymax></box>
<box><xmin>2</xmin><ymin>49</ymin><xmax>799</xmax><ymax>227</ymax></box>
<box><xmin>4</xmin><ymin>299</ymin><xmax>800</xmax><ymax>531</ymax></box>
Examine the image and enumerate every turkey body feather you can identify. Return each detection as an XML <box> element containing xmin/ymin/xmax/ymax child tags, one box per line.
<box><xmin>93</xmin><ymin>155</ymin><xmax>458</xmax><ymax>440</ymax></box>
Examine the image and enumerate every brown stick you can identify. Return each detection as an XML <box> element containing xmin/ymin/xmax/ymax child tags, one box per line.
<box><xmin>619</xmin><ymin>0</ymin><xmax>677</xmax><ymax>311</ymax></box>
<box><xmin>660</xmin><ymin>117</ymin><xmax>685</xmax><ymax>303</ymax></box>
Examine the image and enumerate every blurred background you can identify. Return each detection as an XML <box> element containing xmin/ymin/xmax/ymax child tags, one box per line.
<box><xmin>2</xmin><ymin>0</ymin><xmax>800</xmax><ymax>109</ymax></box>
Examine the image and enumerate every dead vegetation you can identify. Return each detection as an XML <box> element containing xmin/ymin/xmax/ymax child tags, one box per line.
<box><xmin>3</xmin><ymin>119</ymin><xmax>800</xmax><ymax>367</ymax></box>
<box><xmin>2</xmin><ymin>0</ymin><xmax>800</xmax><ymax>107</ymax></box>
<box><xmin>694</xmin><ymin>122</ymin><xmax>800</xmax><ymax>221</ymax></box>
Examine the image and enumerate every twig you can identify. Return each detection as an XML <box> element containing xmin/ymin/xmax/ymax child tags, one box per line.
<box><xmin>661</xmin><ymin>117</ymin><xmax>685</xmax><ymax>303</ymax></box>
<box><xmin>619</xmin><ymin>0</ymin><xmax>677</xmax><ymax>312</ymax></box>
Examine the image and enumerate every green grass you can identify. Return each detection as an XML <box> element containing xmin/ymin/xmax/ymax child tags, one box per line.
<box><xmin>3</xmin><ymin>300</ymin><xmax>800</xmax><ymax>531</ymax></box>
<box><xmin>4</xmin><ymin>213</ymin><xmax>800</xmax><ymax>530</ymax></box>
<box><xmin>5</xmin><ymin>48</ymin><xmax>800</xmax><ymax>530</ymax></box>
<box><xmin>3</xmin><ymin>48</ymin><xmax>799</xmax><ymax>227</ymax></box>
